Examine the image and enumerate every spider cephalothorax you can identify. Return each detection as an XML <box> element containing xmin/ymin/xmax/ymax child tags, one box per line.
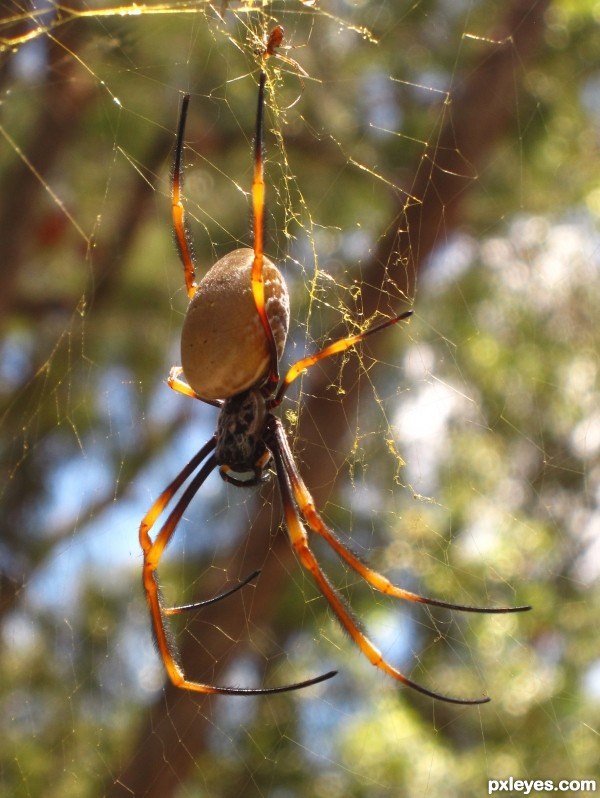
<box><xmin>216</xmin><ymin>388</ymin><xmax>270</xmax><ymax>478</ymax></box>
<box><xmin>139</xmin><ymin>53</ymin><xmax>530</xmax><ymax>702</ymax></box>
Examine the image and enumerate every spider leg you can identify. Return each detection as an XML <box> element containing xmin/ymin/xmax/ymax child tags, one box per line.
<box><xmin>140</xmin><ymin>438</ymin><xmax>335</xmax><ymax>695</ymax></box>
<box><xmin>168</xmin><ymin>366</ymin><xmax>222</xmax><ymax>408</ymax></box>
<box><xmin>270</xmin><ymin>432</ymin><xmax>491</xmax><ymax>705</ymax></box>
<box><xmin>251</xmin><ymin>71</ymin><xmax>280</xmax><ymax>394</ymax></box>
<box><xmin>164</xmin><ymin>569</ymin><xmax>261</xmax><ymax>615</ymax></box>
<box><xmin>273</xmin><ymin>419</ymin><xmax>530</xmax><ymax>615</ymax></box>
<box><xmin>139</xmin><ymin>437</ymin><xmax>217</xmax><ymax>543</ymax></box>
<box><xmin>273</xmin><ymin>310</ymin><xmax>413</xmax><ymax>407</ymax></box>
<box><xmin>172</xmin><ymin>92</ymin><xmax>198</xmax><ymax>300</ymax></box>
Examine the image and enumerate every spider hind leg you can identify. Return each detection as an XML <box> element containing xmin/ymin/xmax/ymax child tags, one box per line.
<box><xmin>250</xmin><ymin>71</ymin><xmax>281</xmax><ymax>395</ymax></box>
<box><xmin>172</xmin><ymin>93</ymin><xmax>198</xmax><ymax>300</ymax></box>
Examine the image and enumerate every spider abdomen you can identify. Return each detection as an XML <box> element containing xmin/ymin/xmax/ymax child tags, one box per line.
<box><xmin>181</xmin><ymin>248</ymin><xmax>289</xmax><ymax>402</ymax></box>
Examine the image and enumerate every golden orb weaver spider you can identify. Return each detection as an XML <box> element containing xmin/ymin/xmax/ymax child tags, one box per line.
<box><xmin>139</xmin><ymin>63</ymin><xmax>531</xmax><ymax>703</ymax></box>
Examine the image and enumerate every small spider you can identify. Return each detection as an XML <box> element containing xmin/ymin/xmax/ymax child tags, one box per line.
<box><xmin>259</xmin><ymin>25</ymin><xmax>307</xmax><ymax>76</ymax></box>
<box><xmin>139</xmin><ymin>67</ymin><xmax>530</xmax><ymax>703</ymax></box>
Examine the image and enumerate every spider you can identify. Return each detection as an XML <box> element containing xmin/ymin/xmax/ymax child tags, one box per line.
<box><xmin>139</xmin><ymin>67</ymin><xmax>530</xmax><ymax>704</ymax></box>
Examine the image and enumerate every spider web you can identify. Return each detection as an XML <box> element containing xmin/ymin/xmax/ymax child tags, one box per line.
<box><xmin>1</xmin><ymin>1</ymin><xmax>600</xmax><ymax>796</ymax></box>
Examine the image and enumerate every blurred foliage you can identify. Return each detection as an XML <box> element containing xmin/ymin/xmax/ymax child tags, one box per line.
<box><xmin>1</xmin><ymin>1</ymin><xmax>600</xmax><ymax>796</ymax></box>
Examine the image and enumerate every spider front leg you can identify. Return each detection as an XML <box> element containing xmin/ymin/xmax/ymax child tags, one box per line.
<box><xmin>269</xmin><ymin>416</ymin><xmax>529</xmax><ymax>704</ymax></box>
<box><xmin>139</xmin><ymin>442</ymin><xmax>225</xmax><ymax>693</ymax></box>
<box><xmin>269</xmin><ymin>427</ymin><xmax>489</xmax><ymax>705</ymax></box>
<box><xmin>164</xmin><ymin>569</ymin><xmax>261</xmax><ymax>615</ymax></box>
<box><xmin>139</xmin><ymin>437</ymin><xmax>335</xmax><ymax>696</ymax></box>
<box><xmin>274</xmin><ymin>419</ymin><xmax>530</xmax><ymax>615</ymax></box>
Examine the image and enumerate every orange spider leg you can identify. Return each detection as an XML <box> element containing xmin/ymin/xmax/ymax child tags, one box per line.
<box><xmin>139</xmin><ymin>438</ymin><xmax>217</xmax><ymax>549</ymax></box>
<box><xmin>172</xmin><ymin>93</ymin><xmax>197</xmax><ymax>300</ymax></box>
<box><xmin>273</xmin><ymin>310</ymin><xmax>413</xmax><ymax>406</ymax></box>
<box><xmin>276</xmin><ymin>422</ymin><xmax>531</xmax><ymax>615</ymax></box>
<box><xmin>139</xmin><ymin>450</ymin><xmax>224</xmax><ymax>693</ymax></box>
<box><xmin>270</xmin><ymin>426</ymin><xmax>490</xmax><ymax>705</ymax></box>
<box><xmin>167</xmin><ymin>366</ymin><xmax>222</xmax><ymax>408</ymax></box>
<box><xmin>251</xmin><ymin>71</ymin><xmax>280</xmax><ymax>393</ymax></box>
<box><xmin>139</xmin><ymin>438</ymin><xmax>335</xmax><ymax>695</ymax></box>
